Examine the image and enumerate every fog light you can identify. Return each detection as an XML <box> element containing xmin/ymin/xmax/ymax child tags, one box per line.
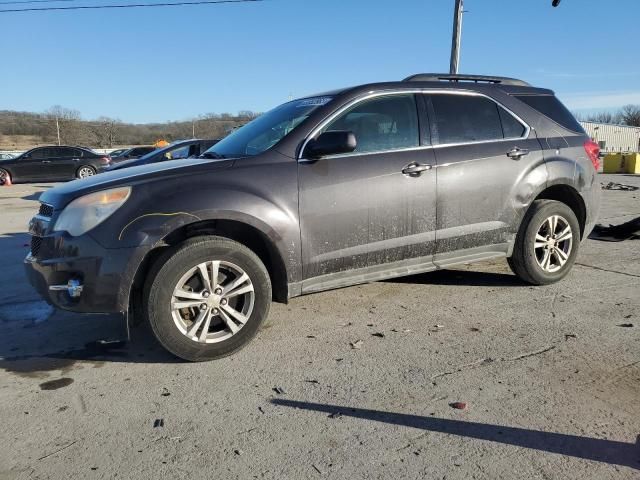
<box><xmin>49</xmin><ymin>279</ymin><xmax>84</xmax><ymax>298</ymax></box>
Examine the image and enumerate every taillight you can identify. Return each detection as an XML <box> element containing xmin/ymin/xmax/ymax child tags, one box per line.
<box><xmin>100</xmin><ymin>156</ymin><xmax>111</xmax><ymax>165</ymax></box>
<box><xmin>584</xmin><ymin>140</ymin><xmax>600</xmax><ymax>171</ymax></box>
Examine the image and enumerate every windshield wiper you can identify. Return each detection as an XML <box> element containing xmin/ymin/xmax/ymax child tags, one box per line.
<box><xmin>199</xmin><ymin>152</ymin><xmax>226</xmax><ymax>159</ymax></box>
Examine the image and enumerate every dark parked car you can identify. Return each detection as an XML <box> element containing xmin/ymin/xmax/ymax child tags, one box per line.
<box><xmin>107</xmin><ymin>139</ymin><xmax>219</xmax><ymax>171</ymax></box>
<box><xmin>0</xmin><ymin>146</ymin><xmax>110</xmax><ymax>183</ymax></box>
<box><xmin>110</xmin><ymin>146</ymin><xmax>156</xmax><ymax>163</ymax></box>
<box><xmin>25</xmin><ymin>73</ymin><xmax>601</xmax><ymax>361</ymax></box>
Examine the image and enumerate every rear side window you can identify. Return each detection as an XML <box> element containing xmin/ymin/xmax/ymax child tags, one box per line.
<box><xmin>429</xmin><ymin>94</ymin><xmax>504</xmax><ymax>144</ymax></box>
<box><xmin>498</xmin><ymin>107</ymin><xmax>526</xmax><ymax>138</ymax></box>
<box><xmin>513</xmin><ymin>94</ymin><xmax>585</xmax><ymax>133</ymax></box>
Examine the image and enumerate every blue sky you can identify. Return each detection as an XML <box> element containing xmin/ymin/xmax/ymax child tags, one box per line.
<box><xmin>1</xmin><ymin>0</ymin><xmax>639</xmax><ymax>123</ymax></box>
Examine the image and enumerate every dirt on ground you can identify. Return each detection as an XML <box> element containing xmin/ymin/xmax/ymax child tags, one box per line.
<box><xmin>0</xmin><ymin>174</ymin><xmax>638</xmax><ymax>479</ymax></box>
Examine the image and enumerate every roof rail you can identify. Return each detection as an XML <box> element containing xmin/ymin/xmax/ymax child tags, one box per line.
<box><xmin>403</xmin><ymin>73</ymin><xmax>531</xmax><ymax>87</ymax></box>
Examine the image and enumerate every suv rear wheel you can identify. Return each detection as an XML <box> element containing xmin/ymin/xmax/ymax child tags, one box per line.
<box><xmin>145</xmin><ymin>236</ymin><xmax>271</xmax><ymax>361</ymax></box>
<box><xmin>508</xmin><ymin>199</ymin><xmax>580</xmax><ymax>285</ymax></box>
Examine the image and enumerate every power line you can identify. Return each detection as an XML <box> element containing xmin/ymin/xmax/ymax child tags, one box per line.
<box><xmin>0</xmin><ymin>0</ymin><xmax>78</xmax><ymax>6</ymax></box>
<box><xmin>0</xmin><ymin>0</ymin><xmax>261</xmax><ymax>13</ymax></box>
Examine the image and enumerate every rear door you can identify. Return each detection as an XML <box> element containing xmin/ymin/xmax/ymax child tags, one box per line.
<box><xmin>298</xmin><ymin>92</ymin><xmax>437</xmax><ymax>288</ymax></box>
<box><xmin>48</xmin><ymin>147</ymin><xmax>82</xmax><ymax>179</ymax></box>
<box><xmin>425</xmin><ymin>92</ymin><xmax>543</xmax><ymax>262</ymax></box>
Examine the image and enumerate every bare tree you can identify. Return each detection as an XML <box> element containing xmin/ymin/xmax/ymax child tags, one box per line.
<box><xmin>45</xmin><ymin>105</ymin><xmax>82</xmax><ymax>145</ymax></box>
<box><xmin>91</xmin><ymin>117</ymin><xmax>121</xmax><ymax>148</ymax></box>
<box><xmin>586</xmin><ymin>111</ymin><xmax>621</xmax><ymax>124</ymax></box>
<box><xmin>620</xmin><ymin>105</ymin><xmax>640</xmax><ymax>127</ymax></box>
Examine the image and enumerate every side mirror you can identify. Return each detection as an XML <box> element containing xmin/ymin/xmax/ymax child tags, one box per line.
<box><xmin>304</xmin><ymin>131</ymin><xmax>357</xmax><ymax>159</ymax></box>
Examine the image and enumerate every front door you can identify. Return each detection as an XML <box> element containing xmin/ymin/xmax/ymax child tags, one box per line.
<box><xmin>298</xmin><ymin>93</ymin><xmax>437</xmax><ymax>290</ymax></box>
<box><xmin>424</xmin><ymin>92</ymin><xmax>544</xmax><ymax>261</ymax></box>
<box><xmin>13</xmin><ymin>148</ymin><xmax>50</xmax><ymax>181</ymax></box>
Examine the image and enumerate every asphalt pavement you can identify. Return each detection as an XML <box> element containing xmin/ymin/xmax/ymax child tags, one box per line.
<box><xmin>0</xmin><ymin>175</ymin><xmax>638</xmax><ymax>479</ymax></box>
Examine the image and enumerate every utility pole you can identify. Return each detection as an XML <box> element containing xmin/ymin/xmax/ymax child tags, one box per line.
<box><xmin>192</xmin><ymin>120</ymin><xmax>196</xmax><ymax>138</ymax></box>
<box><xmin>449</xmin><ymin>0</ymin><xmax>464</xmax><ymax>74</ymax></box>
<box><xmin>449</xmin><ymin>0</ymin><xmax>562</xmax><ymax>75</ymax></box>
<box><xmin>55</xmin><ymin>116</ymin><xmax>61</xmax><ymax>145</ymax></box>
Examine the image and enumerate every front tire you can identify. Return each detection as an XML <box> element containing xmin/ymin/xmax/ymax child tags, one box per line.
<box><xmin>0</xmin><ymin>168</ymin><xmax>11</xmax><ymax>184</ymax></box>
<box><xmin>508</xmin><ymin>200</ymin><xmax>580</xmax><ymax>285</ymax></box>
<box><xmin>145</xmin><ymin>237</ymin><xmax>271</xmax><ymax>361</ymax></box>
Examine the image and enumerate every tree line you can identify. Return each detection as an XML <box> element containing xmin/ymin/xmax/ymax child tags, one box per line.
<box><xmin>0</xmin><ymin>106</ymin><xmax>261</xmax><ymax>150</ymax></box>
<box><xmin>574</xmin><ymin>104</ymin><xmax>640</xmax><ymax>127</ymax></box>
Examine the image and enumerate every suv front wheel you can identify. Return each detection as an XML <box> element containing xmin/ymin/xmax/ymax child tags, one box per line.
<box><xmin>508</xmin><ymin>199</ymin><xmax>580</xmax><ymax>285</ymax></box>
<box><xmin>145</xmin><ymin>236</ymin><xmax>272</xmax><ymax>361</ymax></box>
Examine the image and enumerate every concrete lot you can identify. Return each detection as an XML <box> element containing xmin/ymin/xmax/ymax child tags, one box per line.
<box><xmin>0</xmin><ymin>175</ymin><xmax>638</xmax><ymax>479</ymax></box>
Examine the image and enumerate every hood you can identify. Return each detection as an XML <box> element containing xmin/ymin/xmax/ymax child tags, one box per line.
<box><xmin>40</xmin><ymin>157</ymin><xmax>235</xmax><ymax>208</ymax></box>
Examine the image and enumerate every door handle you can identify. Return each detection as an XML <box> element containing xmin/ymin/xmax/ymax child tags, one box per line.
<box><xmin>507</xmin><ymin>147</ymin><xmax>529</xmax><ymax>159</ymax></box>
<box><xmin>41</xmin><ymin>160</ymin><xmax>51</xmax><ymax>163</ymax></box>
<box><xmin>402</xmin><ymin>162</ymin><xmax>433</xmax><ymax>177</ymax></box>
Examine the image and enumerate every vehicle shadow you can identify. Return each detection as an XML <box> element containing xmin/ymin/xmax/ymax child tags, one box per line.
<box><xmin>271</xmin><ymin>399</ymin><xmax>640</xmax><ymax>471</ymax></box>
<box><xmin>0</xmin><ymin>317</ymin><xmax>178</xmax><ymax>376</ymax></box>
<box><xmin>386</xmin><ymin>268</ymin><xmax>526</xmax><ymax>287</ymax></box>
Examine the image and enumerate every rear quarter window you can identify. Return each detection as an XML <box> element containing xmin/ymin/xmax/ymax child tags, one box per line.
<box><xmin>514</xmin><ymin>94</ymin><xmax>584</xmax><ymax>133</ymax></box>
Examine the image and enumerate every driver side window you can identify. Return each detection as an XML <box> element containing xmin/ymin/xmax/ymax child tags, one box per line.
<box><xmin>323</xmin><ymin>94</ymin><xmax>419</xmax><ymax>155</ymax></box>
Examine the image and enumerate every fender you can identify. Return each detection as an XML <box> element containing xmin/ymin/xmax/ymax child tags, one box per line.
<box><xmin>88</xmin><ymin>153</ymin><xmax>302</xmax><ymax>285</ymax></box>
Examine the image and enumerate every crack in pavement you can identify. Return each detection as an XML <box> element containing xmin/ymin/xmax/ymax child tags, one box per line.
<box><xmin>431</xmin><ymin>345</ymin><xmax>556</xmax><ymax>381</ymax></box>
<box><xmin>576</xmin><ymin>262</ymin><xmax>640</xmax><ymax>279</ymax></box>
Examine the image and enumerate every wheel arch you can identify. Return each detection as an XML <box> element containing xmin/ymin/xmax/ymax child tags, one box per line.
<box><xmin>131</xmin><ymin>218</ymin><xmax>290</xmax><ymax>307</ymax></box>
<box><xmin>533</xmin><ymin>184</ymin><xmax>587</xmax><ymax>239</ymax></box>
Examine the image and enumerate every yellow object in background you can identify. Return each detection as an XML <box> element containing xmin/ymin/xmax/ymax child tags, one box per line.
<box><xmin>603</xmin><ymin>153</ymin><xmax>640</xmax><ymax>174</ymax></box>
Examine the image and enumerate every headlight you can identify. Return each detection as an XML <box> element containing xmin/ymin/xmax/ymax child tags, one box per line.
<box><xmin>54</xmin><ymin>187</ymin><xmax>131</xmax><ymax>236</ymax></box>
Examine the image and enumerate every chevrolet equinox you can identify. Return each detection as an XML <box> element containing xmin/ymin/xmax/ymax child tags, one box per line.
<box><xmin>25</xmin><ymin>74</ymin><xmax>601</xmax><ymax>361</ymax></box>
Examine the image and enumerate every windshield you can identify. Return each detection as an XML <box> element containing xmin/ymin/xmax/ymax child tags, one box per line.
<box><xmin>202</xmin><ymin>96</ymin><xmax>332</xmax><ymax>158</ymax></box>
<box><xmin>137</xmin><ymin>143</ymin><xmax>182</xmax><ymax>161</ymax></box>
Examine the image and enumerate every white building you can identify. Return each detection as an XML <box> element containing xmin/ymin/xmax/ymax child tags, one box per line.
<box><xmin>580</xmin><ymin>121</ymin><xmax>640</xmax><ymax>153</ymax></box>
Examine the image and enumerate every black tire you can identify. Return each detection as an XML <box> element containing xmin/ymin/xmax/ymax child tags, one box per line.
<box><xmin>145</xmin><ymin>236</ymin><xmax>271</xmax><ymax>361</ymax></box>
<box><xmin>76</xmin><ymin>165</ymin><xmax>96</xmax><ymax>179</ymax></box>
<box><xmin>508</xmin><ymin>199</ymin><xmax>580</xmax><ymax>285</ymax></box>
<box><xmin>0</xmin><ymin>168</ymin><xmax>11</xmax><ymax>184</ymax></box>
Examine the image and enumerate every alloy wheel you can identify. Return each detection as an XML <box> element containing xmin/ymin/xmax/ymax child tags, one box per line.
<box><xmin>533</xmin><ymin>214</ymin><xmax>573</xmax><ymax>273</ymax></box>
<box><xmin>171</xmin><ymin>260</ymin><xmax>255</xmax><ymax>343</ymax></box>
<box><xmin>78</xmin><ymin>167</ymin><xmax>95</xmax><ymax>178</ymax></box>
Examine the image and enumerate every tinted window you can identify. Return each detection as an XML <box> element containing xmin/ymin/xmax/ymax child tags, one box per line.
<box><xmin>513</xmin><ymin>94</ymin><xmax>585</xmax><ymax>133</ymax></box>
<box><xmin>498</xmin><ymin>107</ymin><xmax>526</xmax><ymax>138</ymax></box>
<box><xmin>430</xmin><ymin>94</ymin><xmax>503</xmax><ymax>144</ymax></box>
<box><xmin>28</xmin><ymin>148</ymin><xmax>48</xmax><ymax>160</ymax></box>
<box><xmin>323</xmin><ymin>94</ymin><xmax>419</xmax><ymax>154</ymax></box>
<box><xmin>54</xmin><ymin>147</ymin><xmax>80</xmax><ymax>158</ymax></box>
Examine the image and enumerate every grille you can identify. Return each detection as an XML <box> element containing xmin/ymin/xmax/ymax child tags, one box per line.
<box><xmin>38</xmin><ymin>203</ymin><xmax>54</xmax><ymax>217</ymax></box>
<box><xmin>30</xmin><ymin>236</ymin><xmax>43</xmax><ymax>257</ymax></box>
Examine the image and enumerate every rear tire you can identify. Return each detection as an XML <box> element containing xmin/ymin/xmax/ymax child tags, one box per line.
<box><xmin>508</xmin><ymin>200</ymin><xmax>580</xmax><ymax>285</ymax></box>
<box><xmin>145</xmin><ymin>236</ymin><xmax>271</xmax><ymax>362</ymax></box>
<box><xmin>76</xmin><ymin>166</ymin><xmax>96</xmax><ymax>179</ymax></box>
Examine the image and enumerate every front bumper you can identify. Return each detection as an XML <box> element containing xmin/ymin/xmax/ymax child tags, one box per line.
<box><xmin>24</xmin><ymin>230</ymin><xmax>148</xmax><ymax>314</ymax></box>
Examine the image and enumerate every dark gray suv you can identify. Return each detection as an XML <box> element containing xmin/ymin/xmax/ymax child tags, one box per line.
<box><xmin>25</xmin><ymin>74</ymin><xmax>601</xmax><ymax>361</ymax></box>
